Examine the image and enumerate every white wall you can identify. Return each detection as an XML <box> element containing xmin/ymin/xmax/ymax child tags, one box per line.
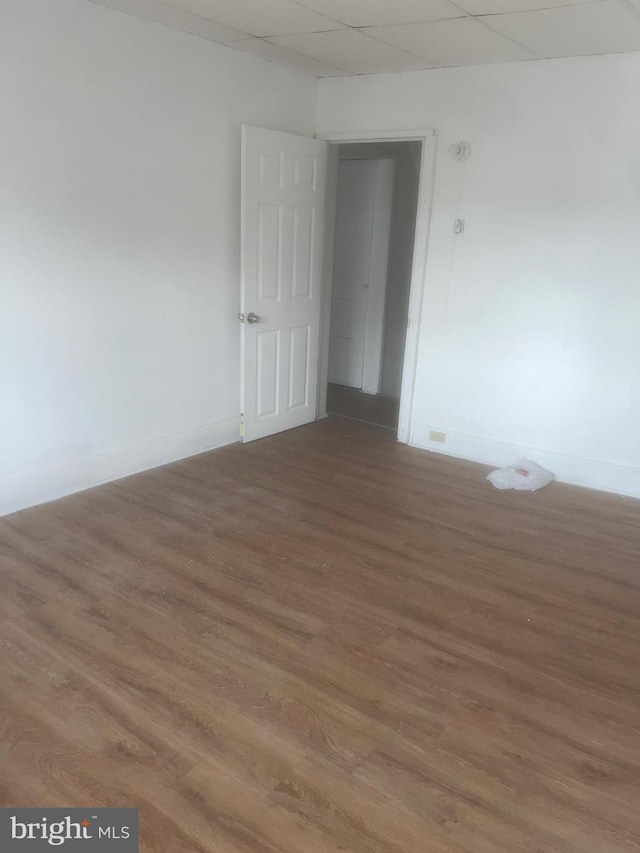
<box><xmin>318</xmin><ymin>54</ymin><xmax>640</xmax><ymax>497</ymax></box>
<box><xmin>4</xmin><ymin>5</ymin><xmax>640</xmax><ymax>511</ymax></box>
<box><xmin>0</xmin><ymin>0</ymin><xmax>317</xmax><ymax>515</ymax></box>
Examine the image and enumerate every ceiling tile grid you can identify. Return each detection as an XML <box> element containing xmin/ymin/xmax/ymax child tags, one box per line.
<box><xmin>87</xmin><ymin>0</ymin><xmax>249</xmax><ymax>42</ymax></box>
<box><xmin>88</xmin><ymin>0</ymin><xmax>640</xmax><ymax>76</ymax></box>
<box><xmin>362</xmin><ymin>17</ymin><xmax>536</xmax><ymax>67</ymax></box>
<box><xmin>292</xmin><ymin>0</ymin><xmax>466</xmax><ymax>27</ymax></box>
<box><xmin>144</xmin><ymin>0</ymin><xmax>345</xmax><ymax>36</ymax></box>
<box><xmin>454</xmin><ymin>0</ymin><xmax>596</xmax><ymax>13</ymax></box>
<box><xmin>479</xmin><ymin>0</ymin><xmax>640</xmax><ymax>59</ymax></box>
<box><xmin>231</xmin><ymin>36</ymin><xmax>349</xmax><ymax>75</ymax></box>
<box><xmin>268</xmin><ymin>28</ymin><xmax>436</xmax><ymax>74</ymax></box>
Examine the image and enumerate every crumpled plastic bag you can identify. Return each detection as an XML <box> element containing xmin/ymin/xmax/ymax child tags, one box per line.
<box><xmin>487</xmin><ymin>458</ymin><xmax>553</xmax><ymax>492</ymax></box>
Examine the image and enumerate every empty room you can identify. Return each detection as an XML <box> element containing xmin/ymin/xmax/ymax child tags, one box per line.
<box><xmin>1</xmin><ymin>0</ymin><xmax>639</xmax><ymax>851</ymax></box>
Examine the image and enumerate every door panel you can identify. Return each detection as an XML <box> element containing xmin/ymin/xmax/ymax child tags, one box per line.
<box><xmin>292</xmin><ymin>207</ymin><xmax>314</xmax><ymax>299</ymax></box>
<box><xmin>241</xmin><ymin>125</ymin><xmax>326</xmax><ymax>442</ymax></box>
<box><xmin>257</xmin><ymin>204</ymin><xmax>282</xmax><ymax>301</ymax></box>
<box><xmin>289</xmin><ymin>325</ymin><xmax>310</xmax><ymax>409</ymax></box>
<box><xmin>328</xmin><ymin>159</ymin><xmax>377</xmax><ymax>389</ymax></box>
<box><xmin>256</xmin><ymin>330</ymin><xmax>279</xmax><ymax>419</ymax></box>
<box><xmin>328</xmin><ymin>158</ymin><xmax>395</xmax><ymax>393</ymax></box>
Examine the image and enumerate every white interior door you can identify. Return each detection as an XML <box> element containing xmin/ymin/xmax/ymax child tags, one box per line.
<box><xmin>241</xmin><ymin>126</ymin><xmax>327</xmax><ymax>443</ymax></box>
<box><xmin>328</xmin><ymin>158</ymin><xmax>394</xmax><ymax>393</ymax></box>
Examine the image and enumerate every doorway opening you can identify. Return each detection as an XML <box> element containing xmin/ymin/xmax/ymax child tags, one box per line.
<box><xmin>240</xmin><ymin>125</ymin><xmax>433</xmax><ymax>445</ymax></box>
<box><xmin>323</xmin><ymin>140</ymin><xmax>422</xmax><ymax>432</ymax></box>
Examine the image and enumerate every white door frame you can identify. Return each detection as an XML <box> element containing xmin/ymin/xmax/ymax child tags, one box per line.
<box><xmin>316</xmin><ymin>129</ymin><xmax>437</xmax><ymax>444</ymax></box>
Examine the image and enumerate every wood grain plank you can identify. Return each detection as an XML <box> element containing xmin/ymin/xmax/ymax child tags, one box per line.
<box><xmin>1</xmin><ymin>417</ymin><xmax>639</xmax><ymax>852</ymax></box>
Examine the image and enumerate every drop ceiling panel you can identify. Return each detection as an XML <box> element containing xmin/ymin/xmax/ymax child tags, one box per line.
<box><xmin>88</xmin><ymin>0</ymin><xmax>248</xmax><ymax>40</ymax></box>
<box><xmin>269</xmin><ymin>29</ymin><xmax>435</xmax><ymax>73</ymax></box>
<box><xmin>295</xmin><ymin>0</ymin><xmax>464</xmax><ymax>27</ymax></box>
<box><xmin>484</xmin><ymin>0</ymin><xmax>640</xmax><ymax>58</ymax></box>
<box><xmin>455</xmin><ymin>0</ymin><xmax>597</xmax><ymax>14</ymax></box>
<box><xmin>87</xmin><ymin>0</ymin><xmax>640</xmax><ymax>75</ymax></box>
<box><xmin>232</xmin><ymin>37</ymin><xmax>347</xmax><ymax>75</ymax></box>
<box><xmin>365</xmin><ymin>17</ymin><xmax>534</xmax><ymax>66</ymax></box>
<box><xmin>157</xmin><ymin>0</ymin><xmax>344</xmax><ymax>36</ymax></box>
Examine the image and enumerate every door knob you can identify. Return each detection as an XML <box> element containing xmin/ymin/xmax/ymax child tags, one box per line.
<box><xmin>246</xmin><ymin>312</ymin><xmax>260</xmax><ymax>324</ymax></box>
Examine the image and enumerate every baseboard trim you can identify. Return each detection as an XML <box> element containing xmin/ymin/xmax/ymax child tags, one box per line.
<box><xmin>5</xmin><ymin>419</ymin><xmax>637</xmax><ymax>517</ymax></box>
<box><xmin>410</xmin><ymin>424</ymin><xmax>640</xmax><ymax>500</ymax></box>
<box><xmin>1</xmin><ymin>416</ymin><xmax>239</xmax><ymax>517</ymax></box>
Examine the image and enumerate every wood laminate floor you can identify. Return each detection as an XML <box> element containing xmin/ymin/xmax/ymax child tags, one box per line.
<box><xmin>1</xmin><ymin>418</ymin><xmax>640</xmax><ymax>852</ymax></box>
<box><xmin>326</xmin><ymin>383</ymin><xmax>399</xmax><ymax>430</ymax></box>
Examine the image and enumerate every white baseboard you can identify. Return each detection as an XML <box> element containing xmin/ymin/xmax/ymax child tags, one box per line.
<box><xmin>411</xmin><ymin>423</ymin><xmax>640</xmax><ymax>500</ymax></box>
<box><xmin>5</xmin><ymin>418</ymin><xmax>637</xmax><ymax>518</ymax></box>
<box><xmin>0</xmin><ymin>416</ymin><xmax>239</xmax><ymax>517</ymax></box>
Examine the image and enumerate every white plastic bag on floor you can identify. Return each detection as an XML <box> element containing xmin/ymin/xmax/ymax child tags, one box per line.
<box><xmin>487</xmin><ymin>458</ymin><xmax>553</xmax><ymax>492</ymax></box>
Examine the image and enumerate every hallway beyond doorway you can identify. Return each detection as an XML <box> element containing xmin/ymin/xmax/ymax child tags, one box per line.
<box><xmin>327</xmin><ymin>382</ymin><xmax>399</xmax><ymax>430</ymax></box>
